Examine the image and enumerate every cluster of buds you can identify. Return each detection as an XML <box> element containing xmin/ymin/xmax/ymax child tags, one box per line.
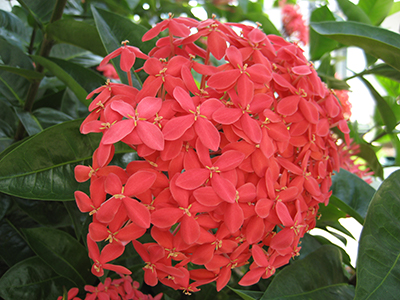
<box><xmin>75</xmin><ymin>14</ymin><xmax>350</xmax><ymax>294</ymax></box>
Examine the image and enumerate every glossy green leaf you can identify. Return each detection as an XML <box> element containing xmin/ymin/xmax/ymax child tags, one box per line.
<box><xmin>330</xmin><ymin>168</ymin><xmax>376</xmax><ymax>224</ymax></box>
<box><xmin>229</xmin><ymin>287</ymin><xmax>262</xmax><ymax>300</ymax></box>
<box><xmin>337</xmin><ymin>0</ymin><xmax>372</xmax><ymax>24</ymax></box>
<box><xmin>0</xmin><ymin>214</ymin><xmax>35</xmax><ymax>267</ymax></box>
<box><xmin>355</xmin><ymin>169</ymin><xmax>400</xmax><ymax>299</ymax></box>
<box><xmin>31</xmin><ymin>55</ymin><xmax>87</xmax><ymax>104</ymax></box>
<box><xmin>261</xmin><ymin>245</ymin><xmax>354</xmax><ymax>299</ymax></box>
<box><xmin>33</xmin><ymin>107</ymin><xmax>74</xmax><ymax>129</ymax></box>
<box><xmin>0</xmin><ymin>119</ymin><xmax>135</xmax><ymax>200</ymax></box>
<box><xmin>310</xmin><ymin>21</ymin><xmax>400</xmax><ymax>72</ymax></box>
<box><xmin>46</xmin><ymin>57</ymin><xmax>105</xmax><ymax>94</ymax></box>
<box><xmin>13</xmin><ymin>107</ymin><xmax>43</xmax><ymax>136</ymax></box>
<box><xmin>358</xmin><ymin>0</ymin><xmax>394</xmax><ymax>25</ymax></box>
<box><xmin>22</xmin><ymin>227</ymin><xmax>93</xmax><ymax>287</ymax></box>
<box><xmin>60</xmin><ymin>87</ymin><xmax>90</xmax><ymax>119</ymax></box>
<box><xmin>0</xmin><ymin>119</ymin><xmax>96</xmax><ymax>201</ymax></box>
<box><xmin>46</xmin><ymin>19</ymin><xmax>107</xmax><ymax>57</ymax></box>
<box><xmin>0</xmin><ymin>9</ymin><xmax>30</xmax><ymax>41</ymax></box>
<box><xmin>0</xmin><ymin>65</ymin><xmax>44</xmax><ymax>81</ymax></box>
<box><xmin>361</xmin><ymin>76</ymin><xmax>398</xmax><ymax>133</ymax></box>
<box><xmin>14</xmin><ymin>197</ymin><xmax>71</xmax><ymax>227</ymax></box>
<box><xmin>309</xmin><ymin>6</ymin><xmax>338</xmax><ymax>60</ymax></box>
<box><xmin>92</xmin><ymin>6</ymin><xmax>154</xmax><ymax>88</ymax></box>
<box><xmin>18</xmin><ymin>0</ymin><xmax>57</xmax><ymax>23</ymax></box>
<box><xmin>0</xmin><ymin>37</ymin><xmax>32</xmax><ymax>104</ymax></box>
<box><xmin>50</xmin><ymin>43</ymin><xmax>90</xmax><ymax>61</ymax></box>
<box><xmin>0</xmin><ymin>256</ymin><xmax>75</xmax><ymax>300</ymax></box>
<box><xmin>31</xmin><ymin>56</ymin><xmax>104</xmax><ymax>105</ymax></box>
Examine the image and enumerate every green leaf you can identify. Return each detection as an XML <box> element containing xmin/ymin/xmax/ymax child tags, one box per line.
<box><xmin>0</xmin><ymin>256</ymin><xmax>75</xmax><ymax>300</ymax></box>
<box><xmin>0</xmin><ymin>119</ymin><xmax>134</xmax><ymax>200</ymax></box>
<box><xmin>46</xmin><ymin>57</ymin><xmax>105</xmax><ymax>93</ymax></box>
<box><xmin>358</xmin><ymin>0</ymin><xmax>394</xmax><ymax>25</ymax></box>
<box><xmin>0</xmin><ymin>215</ymin><xmax>35</xmax><ymax>267</ymax></box>
<box><xmin>352</xmin><ymin>64</ymin><xmax>400</xmax><ymax>83</ymax></box>
<box><xmin>0</xmin><ymin>65</ymin><xmax>44</xmax><ymax>81</ymax></box>
<box><xmin>355</xmin><ymin>169</ymin><xmax>400</xmax><ymax>299</ymax></box>
<box><xmin>31</xmin><ymin>55</ymin><xmax>87</xmax><ymax>104</ymax></box>
<box><xmin>246</xmin><ymin>12</ymin><xmax>281</xmax><ymax>36</ymax></box>
<box><xmin>22</xmin><ymin>227</ymin><xmax>93</xmax><ymax>287</ymax></box>
<box><xmin>60</xmin><ymin>87</ymin><xmax>90</xmax><ymax>119</ymax></box>
<box><xmin>0</xmin><ymin>193</ymin><xmax>12</xmax><ymax>220</ymax></box>
<box><xmin>64</xmin><ymin>201</ymin><xmax>90</xmax><ymax>243</ymax></box>
<box><xmin>91</xmin><ymin>6</ymin><xmax>154</xmax><ymax>87</ymax></box>
<box><xmin>389</xmin><ymin>2</ymin><xmax>400</xmax><ymax>15</ymax></box>
<box><xmin>361</xmin><ymin>76</ymin><xmax>398</xmax><ymax>133</ymax></box>
<box><xmin>0</xmin><ymin>119</ymin><xmax>95</xmax><ymax>201</ymax></box>
<box><xmin>13</xmin><ymin>106</ymin><xmax>43</xmax><ymax>136</ymax></box>
<box><xmin>309</xmin><ymin>6</ymin><xmax>338</xmax><ymax>60</ymax></box>
<box><xmin>261</xmin><ymin>245</ymin><xmax>355</xmax><ymax>299</ymax></box>
<box><xmin>13</xmin><ymin>197</ymin><xmax>72</xmax><ymax>227</ymax></box>
<box><xmin>31</xmin><ymin>56</ymin><xmax>104</xmax><ymax>105</ymax></box>
<box><xmin>330</xmin><ymin>168</ymin><xmax>376</xmax><ymax>223</ymax></box>
<box><xmin>337</xmin><ymin>0</ymin><xmax>372</xmax><ymax>24</ymax></box>
<box><xmin>0</xmin><ymin>37</ymin><xmax>32</xmax><ymax>103</ymax></box>
<box><xmin>317</xmin><ymin>201</ymin><xmax>355</xmax><ymax>240</ymax></box>
<box><xmin>0</xmin><ymin>9</ymin><xmax>30</xmax><ymax>42</ymax></box>
<box><xmin>375</xmin><ymin>75</ymin><xmax>400</xmax><ymax>98</ymax></box>
<box><xmin>33</xmin><ymin>107</ymin><xmax>74</xmax><ymax>129</ymax></box>
<box><xmin>310</xmin><ymin>21</ymin><xmax>400</xmax><ymax>72</ymax></box>
<box><xmin>18</xmin><ymin>0</ymin><xmax>57</xmax><ymax>23</ymax></box>
<box><xmin>310</xmin><ymin>234</ymin><xmax>352</xmax><ymax>267</ymax></box>
<box><xmin>229</xmin><ymin>286</ymin><xmax>263</xmax><ymax>300</ymax></box>
<box><xmin>357</xmin><ymin>142</ymin><xmax>384</xmax><ymax>179</ymax></box>
<box><xmin>46</xmin><ymin>19</ymin><xmax>107</xmax><ymax>57</ymax></box>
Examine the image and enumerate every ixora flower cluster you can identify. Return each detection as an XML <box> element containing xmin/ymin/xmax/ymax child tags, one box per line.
<box><xmin>74</xmin><ymin>15</ymin><xmax>350</xmax><ymax>295</ymax></box>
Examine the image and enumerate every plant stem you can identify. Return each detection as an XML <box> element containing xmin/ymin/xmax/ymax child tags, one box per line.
<box><xmin>15</xmin><ymin>0</ymin><xmax>68</xmax><ymax>141</ymax></box>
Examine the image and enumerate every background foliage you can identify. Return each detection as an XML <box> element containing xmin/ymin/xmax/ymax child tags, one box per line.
<box><xmin>0</xmin><ymin>0</ymin><xmax>400</xmax><ymax>299</ymax></box>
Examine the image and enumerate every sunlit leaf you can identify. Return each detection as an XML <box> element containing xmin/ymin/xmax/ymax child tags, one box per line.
<box><xmin>309</xmin><ymin>6</ymin><xmax>338</xmax><ymax>60</ymax></box>
<box><xmin>361</xmin><ymin>76</ymin><xmax>397</xmax><ymax>132</ymax></box>
<box><xmin>358</xmin><ymin>0</ymin><xmax>394</xmax><ymax>25</ymax></box>
<box><xmin>337</xmin><ymin>0</ymin><xmax>372</xmax><ymax>24</ymax></box>
<box><xmin>311</xmin><ymin>21</ymin><xmax>400</xmax><ymax>72</ymax></box>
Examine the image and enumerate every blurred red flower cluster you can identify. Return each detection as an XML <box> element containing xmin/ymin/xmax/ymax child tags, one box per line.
<box><xmin>58</xmin><ymin>275</ymin><xmax>162</xmax><ymax>300</ymax></box>
<box><xmin>74</xmin><ymin>14</ymin><xmax>350</xmax><ymax>295</ymax></box>
<box><xmin>280</xmin><ymin>0</ymin><xmax>309</xmax><ymax>45</ymax></box>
